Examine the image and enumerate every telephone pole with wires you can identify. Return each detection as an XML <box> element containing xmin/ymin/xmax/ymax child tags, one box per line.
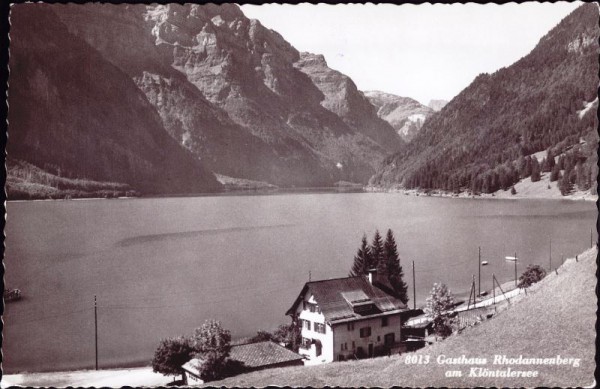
<box><xmin>94</xmin><ymin>295</ymin><xmax>98</xmax><ymax>370</ymax></box>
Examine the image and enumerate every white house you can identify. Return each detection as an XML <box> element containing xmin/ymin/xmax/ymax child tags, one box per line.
<box><xmin>286</xmin><ymin>271</ymin><xmax>409</xmax><ymax>365</ymax></box>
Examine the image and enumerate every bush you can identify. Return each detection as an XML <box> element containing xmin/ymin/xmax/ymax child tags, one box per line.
<box><xmin>425</xmin><ymin>283</ymin><xmax>456</xmax><ymax>338</ymax></box>
<box><xmin>152</xmin><ymin>336</ymin><xmax>195</xmax><ymax>380</ymax></box>
<box><xmin>192</xmin><ymin>320</ymin><xmax>232</xmax><ymax>381</ymax></box>
<box><xmin>518</xmin><ymin>265</ymin><xmax>547</xmax><ymax>288</ymax></box>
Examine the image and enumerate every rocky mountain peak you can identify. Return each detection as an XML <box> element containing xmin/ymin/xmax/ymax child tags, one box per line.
<box><xmin>364</xmin><ymin>90</ymin><xmax>434</xmax><ymax>142</ymax></box>
<box><xmin>298</xmin><ymin>52</ymin><xmax>328</xmax><ymax>67</ymax></box>
<box><xmin>427</xmin><ymin>99</ymin><xmax>448</xmax><ymax>112</ymax></box>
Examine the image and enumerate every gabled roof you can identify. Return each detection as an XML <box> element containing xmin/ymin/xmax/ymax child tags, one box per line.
<box><xmin>229</xmin><ymin>341</ymin><xmax>303</xmax><ymax>368</ymax></box>
<box><xmin>182</xmin><ymin>341</ymin><xmax>303</xmax><ymax>376</ymax></box>
<box><xmin>286</xmin><ymin>276</ymin><xmax>407</xmax><ymax>323</ymax></box>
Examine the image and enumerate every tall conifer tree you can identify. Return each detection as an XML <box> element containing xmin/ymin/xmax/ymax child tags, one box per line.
<box><xmin>350</xmin><ymin>234</ymin><xmax>372</xmax><ymax>277</ymax></box>
<box><xmin>370</xmin><ymin>230</ymin><xmax>385</xmax><ymax>272</ymax></box>
<box><xmin>383</xmin><ymin>229</ymin><xmax>409</xmax><ymax>304</ymax></box>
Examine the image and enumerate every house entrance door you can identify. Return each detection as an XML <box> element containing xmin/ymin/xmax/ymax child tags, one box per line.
<box><xmin>384</xmin><ymin>333</ymin><xmax>395</xmax><ymax>346</ymax></box>
<box><xmin>368</xmin><ymin>343</ymin><xmax>373</xmax><ymax>357</ymax></box>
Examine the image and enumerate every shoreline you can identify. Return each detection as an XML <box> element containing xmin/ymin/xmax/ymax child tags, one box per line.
<box><xmin>365</xmin><ymin>186</ymin><xmax>598</xmax><ymax>202</ymax></box>
<box><xmin>7</xmin><ymin>186</ymin><xmax>597</xmax><ymax>202</ymax></box>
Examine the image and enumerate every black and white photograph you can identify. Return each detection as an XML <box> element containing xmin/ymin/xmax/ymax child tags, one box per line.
<box><xmin>1</xmin><ymin>1</ymin><xmax>598</xmax><ymax>387</ymax></box>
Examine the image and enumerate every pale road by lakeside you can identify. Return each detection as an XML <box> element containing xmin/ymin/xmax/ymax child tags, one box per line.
<box><xmin>0</xmin><ymin>367</ymin><xmax>171</xmax><ymax>388</ymax></box>
<box><xmin>4</xmin><ymin>248</ymin><xmax>595</xmax><ymax>388</ymax></box>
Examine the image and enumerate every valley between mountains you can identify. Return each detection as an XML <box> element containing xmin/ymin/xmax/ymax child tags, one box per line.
<box><xmin>7</xmin><ymin>3</ymin><xmax>598</xmax><ymax>200</ymax></box>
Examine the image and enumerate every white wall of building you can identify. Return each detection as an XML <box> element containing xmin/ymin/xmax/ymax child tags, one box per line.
<box><xmin>293</xmin><ymin>289</ymin><xmax>404</xmax><ymax>364</ymax></box>
<box><xmin>332</xmin><ymin>313</ymin><xmax>402</xmax><ymax>361</ymax></box>
<box><xmin>294</xmin><ymin>292</ymin><xmax>334</xmax><ymax>364</ymax></box>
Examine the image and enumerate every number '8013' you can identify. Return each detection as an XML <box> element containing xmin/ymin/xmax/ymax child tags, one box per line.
<box><xmin>404</xmin><ymin>355</ymin><xmax>430</xmax><ymax>364</ymax></box>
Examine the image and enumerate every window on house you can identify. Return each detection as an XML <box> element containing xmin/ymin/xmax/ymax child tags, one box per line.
<box><xmin>382</xmin><ymin>317</ymin><xmax>389</xmax><ymax>327</ymax></box>
<box><xmin>347</xmin><ymin>323</ymin><xmax>354</xmax><ymax>331</ymax></box>
<box><xmin>315</xmin><ymin>323</ymin><xmax>326</xmax><ymax>334</ymax></box>
<box><xmin>352</xmin><ymin>341</ymin><xmax>355</xmax><ymax>350</ymax></box>
<box><xmin>301</xmin><ymin>337</ymin><xmax>311</xmax><ymax>348</ymax></box>
<box><xmin>377</xmin><ymin>336</ymin><xmax>381</xmax><ymax>342</ymax></box>
<box><xmin>359</xmin><ymin>327</ymin><xmax>372</xmax><ymax>338</ymax></box>
<box><xmin>303</xmin><ymin>320</ymin><xmax>312</xmax><ymax>331</ymax></box>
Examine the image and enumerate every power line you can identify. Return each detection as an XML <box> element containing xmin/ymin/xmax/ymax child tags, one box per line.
<box><xmin>7</xmin><ymin>307</ymin><xmax>91</xmax><ymax>326</ymax></box>
<box><xmin>98</xmin><ymin>286</ymin><xmax>290</xmax><ymax>311</ymax></box>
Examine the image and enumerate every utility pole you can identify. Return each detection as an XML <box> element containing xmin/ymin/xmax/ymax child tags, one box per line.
<box><xmin>591</xmin><ymin>228</ymin><xmax>593</xmax><ymax>248</ymax></box>
<box><xmin>492</xmin><ymin>274</ymin><xmax>496</xmax><ymax>305</ymax></box>
<box><xmin>514</xmin><ymin>252</ymin><xmax>517</xmax><ymax>288</ymax></box>
<box><xmin>478</xmin><ymin>246</ymin><xmax>481</xmax><ymax>298</ymax></box>
<box><xmin>94</xmin><ymin>295</ymin><xmax>98</xmax><ymax>371</ymax></box>
<box><xmin>549</xmin><ymin>239</ymin><xmax>552</xmax><ymax>271</ymax></box>
<box><xmin>309</xmin><ymin>270</ymin><xmax>311</xmax><ymax>282</ymax></box>
<box><xmin>412</xmin><ymin>260</ymin><xmax>416</xmax><ymax>310</ymax></box>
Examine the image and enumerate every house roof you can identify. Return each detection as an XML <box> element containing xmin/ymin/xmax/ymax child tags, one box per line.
<box><xmin>182</xmin><ymin>358</ymin><xmax>202</xmax><ymax>377</ymax></box>
<box><xmin>182</xmin><ymin>341</ymin><xmax>303</xmax><ymax>376</ymax></box>
<box><xmin>229</xmin><ymin>341</ymin><xmax>303</xmax><ymax>368</ymax></box>
<box><xmin>286</xmin><ymin>276</ymin><xmax>408</xmax><ymax>323</ymax></box>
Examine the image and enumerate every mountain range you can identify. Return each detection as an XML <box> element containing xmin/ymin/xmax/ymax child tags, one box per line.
<box><xmin>7</xmin><ymin>3</ymin><xmax>597</xmax><ymax>198</ymax></box>
<box><xmin>8</xmin><ymin>3</ymin><xmax>409</xmax><ymax>197</ymax></box>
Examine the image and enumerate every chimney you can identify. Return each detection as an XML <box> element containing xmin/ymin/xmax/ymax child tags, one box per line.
<box><xmin>367</xmin><ymin>268</ymin><xmax>377</xmax><ymax>285</ymax></box>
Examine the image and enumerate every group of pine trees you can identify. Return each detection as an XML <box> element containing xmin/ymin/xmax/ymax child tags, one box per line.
<box><xmin>402</xmin><ymin>128</ymin><xmax>597</xmax><ymax>197</ymax></box>
<box><xmin>350</xmin><ymin>229</ymin><xmax>409</xmax><ymax>304</ymax></box>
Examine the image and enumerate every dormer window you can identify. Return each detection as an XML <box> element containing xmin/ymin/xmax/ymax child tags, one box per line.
<box><xmin>304</xmin><ymin>301</ymin><xmax>321</xmax><ymax>314</ymax></box>
<box><xmin>340</xmin><ymin>290</ymin><xmax>379</xmax><ymax>315</ymax></box>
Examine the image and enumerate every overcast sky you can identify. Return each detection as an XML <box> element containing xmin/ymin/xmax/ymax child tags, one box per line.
<box><xmin>241</xmin><ymin>2</ymin><xmax>582</xmax><ymax>105</ymax></box>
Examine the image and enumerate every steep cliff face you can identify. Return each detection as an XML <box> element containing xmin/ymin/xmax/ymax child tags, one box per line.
<box><xmin>8</xmin><ymin>4</ymin><xmax>221</xmax><ymax>195</ymax></box>
<box><xmin>295</xmin><ymin>54</ymin><xmax>403</xmax><ymax>150</ymax></box>
<box><xmin>50</xmin><ymin>3</ymin><xmax>402</xmax><ymax>186</ymax></box>
<box><xmin>364</xmin><ymin>91</ymin><xmax>434</xmax><ymax>142</ymax></box>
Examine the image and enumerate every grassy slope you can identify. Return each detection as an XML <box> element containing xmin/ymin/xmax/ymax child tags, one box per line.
<box><xmin>6</xmin><ymin>159</ymin><xmax>136</xmax><ymax>200</ymax></box>
<box><xmin>211</xmin><ymin>248</ymin><xmax>597</xmax><ymax>387</ymax></box>
<box><xmin>488</xmin><ymin>171</ymin><xmax>596</xmax><ymax>201</ymax></box>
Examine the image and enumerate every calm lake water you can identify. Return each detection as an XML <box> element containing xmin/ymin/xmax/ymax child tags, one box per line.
<box><xmin>3</xmin><ymin>193</ymin><xmax>596</xmax><ymax>373</ymax></box>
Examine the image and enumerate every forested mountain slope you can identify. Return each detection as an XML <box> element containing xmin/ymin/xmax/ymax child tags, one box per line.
<box><xmin>371</xmin><ymin>3</ymin><xmax>598</xmax><ymax>196</ymax></box>
<box><xmin>8</xmin><ymin>5</ymin><xmax>221</xmax><ymax>196</ymax></box>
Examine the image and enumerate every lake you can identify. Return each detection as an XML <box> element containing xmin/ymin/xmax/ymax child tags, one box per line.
<box><xmin>3</xmin><ymin>193</ymin><xmax>596</xmax><ymax>373</ymax></box>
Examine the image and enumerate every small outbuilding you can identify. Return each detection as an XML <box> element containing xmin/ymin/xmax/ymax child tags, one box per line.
<box><xmin>182</xmin><ymin>340</ymin><xmax>304</xmax><ymax>385</ymax></box>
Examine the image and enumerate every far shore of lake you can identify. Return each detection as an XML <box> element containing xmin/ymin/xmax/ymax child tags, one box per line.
<box><xmin>7</xmin><ymin>184</ymin><xmax>597</xmax><ymax>202</ymax></box>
